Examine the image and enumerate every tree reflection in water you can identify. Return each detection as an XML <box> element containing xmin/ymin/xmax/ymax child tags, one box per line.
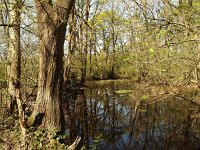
<box><xmin>63</xmin><ymin>81</ymin><xmax>200</xmax><ymax>150</ymax></box>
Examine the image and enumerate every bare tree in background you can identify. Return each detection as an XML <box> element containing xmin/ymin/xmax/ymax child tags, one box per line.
<box><xmin>7</xmin><ymin>0</ymin><xmax>22</xmax><ymax>114</ymax></box>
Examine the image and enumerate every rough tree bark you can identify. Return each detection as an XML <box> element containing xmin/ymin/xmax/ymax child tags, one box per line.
<box><xmin>28</xmin><ymin>0</ymin><xmax>75</xmax><ymax>131</ymax></box>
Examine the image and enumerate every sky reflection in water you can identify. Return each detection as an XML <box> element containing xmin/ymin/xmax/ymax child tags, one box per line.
<box><xmin>63</xmin><ymin>81</ymin><xmax>200</xmax><ymax>150</ymax></box>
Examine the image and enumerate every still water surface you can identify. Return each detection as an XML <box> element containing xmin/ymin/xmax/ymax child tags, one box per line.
<box><xmin>63</xmin><ymin>80</ymin><xmax>200</xmax><ymax>150</ymax></box>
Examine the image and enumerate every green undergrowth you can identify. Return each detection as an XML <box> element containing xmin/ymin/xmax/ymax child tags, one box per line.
<box><xmin>24</xmin><ymin>128</ymin><xmax>69</xmax><ymax>150</ymax></box>
<box><xmin>0</xmin><ymin>115</ymin><xmax>71</xmax><ymax>150</ymax></box>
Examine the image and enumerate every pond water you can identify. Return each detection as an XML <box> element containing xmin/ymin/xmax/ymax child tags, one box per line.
<box><xmin>63</xmin><ymin>80</ymin><xmax>200</xmax><ymax>150</ymax></box>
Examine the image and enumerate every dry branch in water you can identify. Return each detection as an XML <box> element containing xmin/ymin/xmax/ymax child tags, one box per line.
<box><xmin>67</xmin><ymin>136</ymin><xmax>81</xmax><ymax>150</ymax></box>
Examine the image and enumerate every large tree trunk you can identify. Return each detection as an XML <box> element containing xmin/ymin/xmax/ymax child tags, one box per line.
<box><xmin>29</xmin><ymin>0</ymin><xmax>75</xmax><ymax>131</ymax></box>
